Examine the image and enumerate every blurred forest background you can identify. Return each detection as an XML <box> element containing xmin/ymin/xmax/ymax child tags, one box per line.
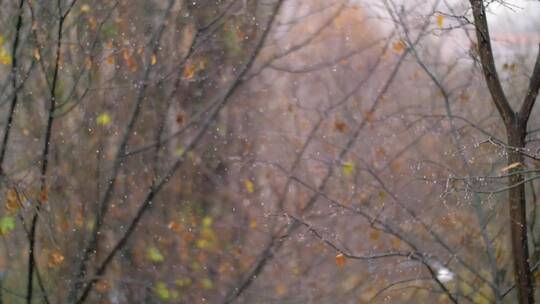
<box><xmin>0</xmin><ymin>0</ymin><xmax>540</xmax><ymax>303</ymax></box>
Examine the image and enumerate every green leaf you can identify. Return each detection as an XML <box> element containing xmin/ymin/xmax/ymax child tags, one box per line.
<box><xmin>201</xmin><ymin>278</ymin><xmax>213</xmax><ymax>290</ymax></box>
<box><xmin>147</xmin><ymin>246</ymin><xmax>165</xmax><ymax>263</ymax></box>
<box><xmin>174</xmin><ymin>278</ymin><xmax>192</xmax><ymax>287</ymax></box>
<box><xmin>0</xmin><ymin>216</ymin><xmax>16</xmax><ymax>235</ymax></box>
<box><xmin>155</xmin><ymin>282</ymin><xmax>170</xmax><ymax>301</ymax></box>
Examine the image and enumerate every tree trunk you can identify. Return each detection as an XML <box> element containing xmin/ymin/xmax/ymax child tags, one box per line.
<box><xmin>507</xmin><ymin>123</ymin><xmax>534</xmax><ymax>304</ymax></box>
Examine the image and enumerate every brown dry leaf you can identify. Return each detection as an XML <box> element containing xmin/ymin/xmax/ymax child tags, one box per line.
<box><xmin>122</xmin><ymin>49</ymin><xmax>137</xmax><ymax>71</ymax></box>
<box><xmin>60</xmin><ymin>218</ymin><xmax>69</xmax><ymax>232</ymax></box>
<box><xmin>459</xmin><ymin>92</ymin><xmax>470</xmax><ymax>103</ymax></box>
<box><xmin>106</xmin><ymin>54</ymin><xmax>115</xmax><ymax>65</ymax></box>
<box><xmin>88</xmin><ymin>17</ymin><xmax>97</xmax><ymax>29</ymax></box>
<box><xmin>335</xmin><ymin>253</ymin><xmax>346</xmax><ymax>267</ymax></box>
<box><xmin>375</xmin><ymin>147</ymin><xmax>386</xmax><ymax>159</ymax></box>
<box><xmin>369</xmin><ymin>230</ymin><xmax>380</xmax><ymax>241</ymax></box>
<box><xmin>334</xmin><ymin>120</ymin><xmax>347</xmax><ymax>133</ymax></box>
<box><xmin>390</xmin><ymin>237</ymin><xmax>403</xmax><ymax>249</ymax></box>
<box><xmin>235</xmin><ymin>27</ymin><xmax>245</xmax><ymax>40</ymax></box>
<box><xmin>176</xmin><ymin>112</ymin><xmax>185</xmax><ymax>125</ymax></box>
<box><xmin>363</xmin><ymin>110</ymin><xmax>375</xmax><ymax>123</ymax></box>
<box><xmin>84</xmin><ymin>56</ymin><xmax>92</xmax><ymax>69</ymax></box>
<box><xmin>40</xmin><ymin>186</ymin><xmax>49</xmax><ymax>204</ymax></box>
<box><xmin>275</xmin><ymin>282</ymin><xmax>288</xmax><ymax>296</ymax></box>
<box><xmin>287</xmin><ymin>104</ymin><xmax>294</xmax><ymax>112</ymax></box>
<box><xmin>5</xmin><ymin>189</ymin><xmax>19</xmax><ymax>213</ymax></box>
<box><xmin>96</xmin><ymin>280</ymin><xmax>109</xmax><ymax>293</ymax></box>
<box><xmin>390</xmin><ymin>159</ymin><xmax>402</xmax><ymax>172</ymax></box>
<box><xmin>183</xmin><ymin>62</ymin><xmax>197</xmax><ymax>80</ymax></box>
<box><xmin>48</xmin><ymin>251</ymin><xmax>65</xmax><ymax>267</ymax></box>
<box><xmin>75</xmin><ymin>209</ymin><xmax>84</xmax><ymax>227</ymax></box>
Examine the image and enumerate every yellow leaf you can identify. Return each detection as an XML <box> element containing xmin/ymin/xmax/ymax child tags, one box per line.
<box><xmin>342</xmin><ymin>161</ymin><xmax>355</xmax><ymax>177</ymax></box>
<box><xmin>80</xmin><ymin>4</ymin><xmax>91</xmax><ymax>13</ymax></box>
<box><xmin>151</xmin><ymin>53</ymin><xmax>157</xmax><ymax>65</ymax></box>
<box><xmin>244</xmin><ymin>179</ymin><xmax>254</xmax><ymax>193</ymax></box>
<box><xmin>335</xmin><ymin>253</ymin><xmax>346</xmax><ymax>267</ymax></box>
<box><xmin>201</xmin><ymin>216</ymin><xmax>213</xmax><ymax>227</ymax></box>
<box><xmin>34</xmin><ymin>48</ymin><xmax>41</xmax><ymax>61</ymax></box>
<box><xmin>96</xmin><ymin>112</ymin><xmax>112</xmax><ymax>126</ymax></box>
<box><xmin>436</xmin><ymin>14</ymin><xmax>444</xmax><ymax>29</ymax></box>
<box><xmin>501</xmin><ymin>162</ymin><xmax>522</xmax><ymax>173</ymax></box>
<box><xmin>0</xmin><ymin>48</ymin><xmax>12</xmax><ymax>65</ymax></box>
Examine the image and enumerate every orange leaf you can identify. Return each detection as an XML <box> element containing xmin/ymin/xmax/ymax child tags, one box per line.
<box><xmin>183</xmin><ymin>63</ymin><xmax>196</xmax><ymax>80</ymax></box>
<box><xmin>335</xmin><ymin>253</ymin><xmax>346</xmax><ymax>267</ymax></box>
<box><xmin>168</xmin><ymin>221</ymin><xmax>181</xmax><ymax>233</ymax></box>
<box><xmin>393</xmin><ymin>40</ymin><xmax>406</xmax><ymax>53</ymax></box>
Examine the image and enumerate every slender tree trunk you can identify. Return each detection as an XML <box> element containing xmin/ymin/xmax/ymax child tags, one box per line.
<box><xmin>507</xmin><ymin>122</ymin><xmax>534</xmax><ymax>304</ymax></box>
